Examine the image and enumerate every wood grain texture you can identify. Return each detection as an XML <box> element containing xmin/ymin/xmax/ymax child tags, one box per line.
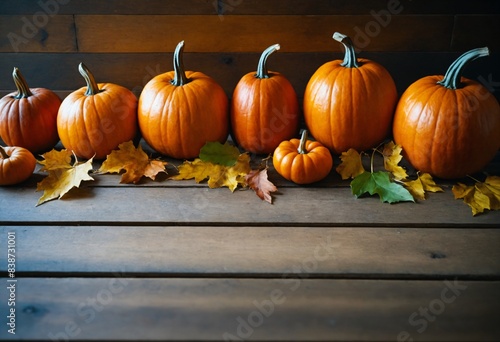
<box><xmin>2</xmin><ymin>226</ymin><xmax>499</xmax><ymax>278</ymax></box>
<box><xmin>0</xmin><ymin>15</ymin><xmax>76</xmax><ymax>52</ymax></box>
<box><xmin>74</xmin><ymin>15</ymin><xmax>454</xmax><ymax>53</ymax></box>
<box><xmin>452</xmin><ymin>15</ymin><xmax>500</xmax><ymax>51</ymax></box>
<box><xmin>0</xmin><ymin>277</ymin><xmax>498</xmax><ymax>341</ymax></box>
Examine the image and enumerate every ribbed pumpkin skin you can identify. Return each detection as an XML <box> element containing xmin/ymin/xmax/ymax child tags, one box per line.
<box><xmin>57</xmin><ymin>83</ymin><xmax>138</xmax><ymax>160</ymax></box>
<box><xmin>393</xmin><ymin>76</ymin><xmax>500</xmax><ymax>179</ymax></box>
<box><xmin>304</xmin><ymin>58</ymin><xmax>397</xmax><ymax>154</ymax></box>
<box><xmin>273</xmin><ymin>137</ymin><xmax>333</xmax><ymax>184</ymax></box>
<box><xmin>0</xmin><ymin>88</ymin><xmax>61</xmax><ymax>154</ymax></box>
<box><xmin>138</xmin><ymin>71</ymin><xmax>229</xmax><ymax>159</ymax></box>
<box><xmin>0</xmin><ymin>146</ymin><xmax>36</xmax><ymax>186</ymax></box>
<box><xmin>231</xmin><ymin>71</ymin><xmax>299</xmax><ymax>154</ymax></box>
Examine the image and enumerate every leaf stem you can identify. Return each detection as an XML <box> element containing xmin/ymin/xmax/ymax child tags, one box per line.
<box><xmin>466</xmin><ymin>174</ymin><xmax>482</xmax><ymax>183</ymax></box>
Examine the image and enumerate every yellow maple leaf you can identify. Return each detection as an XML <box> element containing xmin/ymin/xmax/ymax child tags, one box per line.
<box><xmin>403</xmin><ymin>172</ymin><xmax>443</xmax><ymax>201</ymax></box>
<box><xmin>336</xmin><ymin>148</ymin><xmax>365</xmax><ymax>180</ymax></box>
<box><xmin>36</xmin><ymin>155</ymin><xmax>94</xmax><ymax>206</ymax></box>
<box><xmin>38</xmin><ymin>149</ymin><xmax>73</xmax><ymax>172</ymax></box>
<box><xmin>452</xmin><ymin>176</ymin><xmax>500</xmax><ymax>216</ymax></box>
<box><xmin>382</xmin><ymin>141</ymin><xmax>408</xmax><ymax>180</ymax></box>
<box><xmin>98</xmin><ymin>141</ymin><xmax>167</xmax><ymax>184</ymax></box>
<box><xmin>173</xmin><ymin>153</ymin><xmax>251</xmax><ymax>192</ymax></box>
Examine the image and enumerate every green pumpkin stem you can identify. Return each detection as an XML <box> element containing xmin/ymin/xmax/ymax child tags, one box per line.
<box><xmin>0</xmin><ymin>145</ymin><xmax>9</xmax><ymax>159</ymax></box>
<box><xmin>171</xmin><ymin>40</ymin><xmax>190</xmax><ymax>86</ymax></box>
<box><xmin>256</xmin><ymin>44</ymin><xmax>280</xmax><ymax>79</ymax></box>
<box><xmin>78</xmin><ymin>63</ymin><xmax>101</xmax><ymax>96</ymax></box>
<box><xmin>333</xmin><ymin>32</ymin><xmax>360</xmax><ymax>68</ymax></box>
<box><xmin>12</xmin><ymin>67</ymin><xmax>33</xmax><ymax>99</ymax></box>
<box><xmin>297</xmin><ymin>130</ymin><xmax>309</xmax><ymax>154</ymax></box>
<box><xmin>437</xmin><ymin>47</ymin><xmax>489</xmax><ymax>89</ymax></box>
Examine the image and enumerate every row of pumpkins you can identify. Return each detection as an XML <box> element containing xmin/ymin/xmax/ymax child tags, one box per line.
<box><xmin>1</xmin><ymin>32</ymin><xmax>500</xmax><ymax>186</ymax></box>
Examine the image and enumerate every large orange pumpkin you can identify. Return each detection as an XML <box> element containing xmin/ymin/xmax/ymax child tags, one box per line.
<box><xmin>57</xmin><ymin>63</ymin><xmax>138</xmax><ymax>160</ymax></box>
<box><xmin>0</xmin><ymin>67</ymin><xmax>61</xmax><ymax>153</ymax></box>
<box><xmin>231</xmin><ymin>44</ymin><xmax>299</xmax><ymax>154</ymax></box>
<box><xmin>138</xmin><ymin>41</ymin><xmax>229</xmax><ymax>159</ymax></box>
<box><xmin>304</xmin><ymin>32</ymin><xmax>398</xmax><ymax>154</ymax></box>
<box><xmin>393</xmin><ymin>47</ymin><xmax>500</xmax><ymax>179</ymax></box>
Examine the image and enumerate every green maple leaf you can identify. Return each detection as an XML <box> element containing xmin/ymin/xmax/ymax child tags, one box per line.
<box><xmin>351</xmin><ymin>171</ymin><xmax>415</xmax><ymax>204</ymax></box>
<box><xmin>199</xmin><ymin>141</ymin><xmax>240</xmax><ymax>166</ymax></box>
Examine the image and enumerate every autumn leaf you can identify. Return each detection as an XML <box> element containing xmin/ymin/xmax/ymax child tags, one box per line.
<box><xmin>336</xmin><ymin>148</ymin><xmax>365</xmax><ymax>180</ymax></box>
<box><xmin>382</xmin><ymin>141</ymin><xmax>408</xmax><ymax>180</ymax></box>
<box><xmin>36</xmin><ymin>153</ymin><xmax>94</xmax><ymax>206</ymax></box>
<box><xmin>98</xmin><ymin>141</ymin><xmax>167</xmax><ymax>184</ymax></box>
<box><xmin>403</xmin><ymin>172</ymin><xmax>444</xmax><ymax>201</ymax></box>
<box><xmin>173</xmin><ymin>153</ymin><xmax>251</xmax><ymax>192</ymax></box>
<box><xmin>199</xmin><ymin>141</ymin><xmax>240</xmax><ymax>166</ymax></box>
<box><xmin>245</xmin><ymin>168</ymin><xmax>277</xmax><ymax>204</ymax></box>
<box><xmin>453</xmin><ymin>176</ymin><xmax>500</xmax><ymax>216</ymax></box>
<box><xmin>351</xmin><ymin>171</ymin><xmax>415</xmax><ymax>204</ymax></box>
<box><xmin>38</xmin><ymin>149</ymin><xmax>73</xmax><ymax>171</ymax></box>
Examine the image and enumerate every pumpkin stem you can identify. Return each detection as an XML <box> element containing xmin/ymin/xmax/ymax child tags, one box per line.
<box><xmin>255</xmin><ymin>44</ymin><xmax>280</xmax><ymax>79</ymax></box>
<box><xmin>333</xmin><ymin>32</ymin><xmax>360</xmax><ymax>68</ymax></box>
<box><xmin>0</xmin><ymin>145</ymin><xmax>9</xmax><ymax>159</ymax></box>
<box><xmin>297</xmin><ymin>130</ymin><xmax>309</xmax><ymax>154</ymax></box>
<box><xmin>78</xmin><ymin>63</ymin><xmax>101</xmax><ymax>96</ymax></box>
<box><xmin>171</xmin><ymin>40</ymin><xmax>190</xmax><ymax>86</ymax></box>
<box><xmin>437</xmin><ymin>47</ymin><xmax>489</xmax><ymax>89</ymax></box>
<box><xmin>12</xmin><ymin>67</ymin><xmax>33</xmax><ymax>99</ymax></box>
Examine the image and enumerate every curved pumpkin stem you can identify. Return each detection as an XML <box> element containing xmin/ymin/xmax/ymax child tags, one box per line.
<box><xmin>171</xmin><ymin>40</ymin><xmax>190</xmax><ymax>86</ymax></box>
<box><xmin>12</xmin><ymin>67</ymin><xmax>33</xmax><ymax>99</ymax></box>
<box><xmin>0</xmin><ymin>145</ymin><xmax>9</xmax><ymax>159</ymax></box>
<box><xmin>437</xmin><ymin>47</ymin><xmax>489</xmax><ymax>89</ymax></box>
<box><xmin>333</xmin><ymin>32</ymin><xmax>360</xmax><ymax>68</ymax></box>
<box><xmin>255</xmin><ymin>44</ymin><xmax>280</xmax><ymax>79</ymax></box>
<box><xmin>297</xmin><ymin>130</ymin><xmax>309</xmax><ymax>154</ymax></box>
<box><xmin>78</xmin><ymin>63</ymin><xmax>101</xmax><ymax>96</ymax></box>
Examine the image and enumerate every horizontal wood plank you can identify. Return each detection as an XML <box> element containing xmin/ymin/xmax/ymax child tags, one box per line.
<box><xmin>1</xmin><ymin>52</ymin><xmax>499</xmax><ymax>100</ymax></box>
<box><xmin>0</xmin><ymin>277</ymin><xmax>498</xmax><ymax>341</ymax></box>
<box><xmin>2</xmin><ymin>0</ymin><xmax>500</xmax><ymax>15</ymax></box>
<box><xmin>452</xmin><ymin>15</ymin><xmax>500</xmax><ymax>51</ymax></box>
<box><xmin>1</xmin><ymin>179</ymin><xmax>499</xmax><ymax>226</ymax></box>
<box><xmin>74</xmin><ymin>15</ymin><xmax>454</xmax><ymax>53</ymax></box>
<box><xmin>0</xmin><ymin>15</ymin><xmax>76</xmax><ymax>53</ymax></box>
<box><xmin>1</xmin><ymin>226</ymin><xmax>499</xmax><ymax>278</ymax></box>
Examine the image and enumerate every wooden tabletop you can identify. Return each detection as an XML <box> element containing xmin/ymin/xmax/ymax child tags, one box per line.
<box><xmin>1</xmin><ymin>140</ymin><xmax>499</xmax><ymax>341</ymax></box>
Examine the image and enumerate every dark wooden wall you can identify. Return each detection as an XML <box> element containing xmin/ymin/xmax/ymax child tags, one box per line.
<box><xmin>1</xmin><ymin>0</ymin><xmax>500</xmax><ymax>102</ymax></box>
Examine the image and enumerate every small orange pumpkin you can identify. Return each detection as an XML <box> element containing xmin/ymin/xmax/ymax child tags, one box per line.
<box><xmin>273</xmin><ymin>130</ymin><xmax>333</xmax><ymax>184</ymax></box>
<box><xmin>231</xmin><ymin>44</ymin><xmax>299</xmax><ymax>154</ymax></box>
<box><xmin>138</xmin><ymin>41</ymin><xmax>229</xmax><ymax>159</ymax></box>
<box><xmin>304</xmin><ymin>32</ymin><xmax>397</xmax><ymax>154</ymax></box>
<box><xmin>57</xmin><ymin>63</ymin><xmax>138</xmax><ymax>160</ymax></box>
<box><xmin>0</xmin><ymin>67</ymin><xmax>61</xmax><ymax>153</ymax></box>
<box><xmin>0</xmin><ymin>145</ymin><xmax>36</xmax><ymax>186</ymax></box>
<box><xmin>393</xmin><ymin>47</ymin><xmax>500</xmax><ymax>179</ymax></box>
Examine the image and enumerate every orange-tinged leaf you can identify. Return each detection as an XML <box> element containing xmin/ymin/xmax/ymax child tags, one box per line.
<box><xmin>36</xmin><ymin>156</ymin><xmax>94</xmax><ymax>206</ymax></box>
<box><xmin>98</xmin><ymin>141</ymin><xmax>167</xmax><ymax>184</ymax></box>
<box><xmin>336</xmin><ymin>148</ymin><xmax>365</xmax><ymax>180</ymax></box>
<box><xmin>245</xmin><ymin>168</ymin><xmax>277</xmax><ymax>204</ymax></box>
<box><xmin>38</xmin><ymin>149</ymin><xmax>73</xmax><ymax>171</ymax></box>
<box><xmin>173</xmin><ymin>153</ymin><xmax>251</xmax><ymax>192</ymax></box>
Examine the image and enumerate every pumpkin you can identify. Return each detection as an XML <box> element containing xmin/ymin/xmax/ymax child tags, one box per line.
<box><xmin>57</xmin><ymin>63</ymin><xmax>138</xmax><ymax>160</ymax></box>
<box><xmin>231</xmin><ymin>44</ymin><xmax>299</xmax><ymax>154</ymax></box>
<box><xmin>138</xmin><ymin>41</ymin><xmax>229</xmax><ymax>159</ymax></box>
<box><xmin>303</xmin><ymin>32</ymin><xmax>398</xmax><ymax>154</ymax></box>
<box><xmin>0</xmin><ymin>145</ymin><xmax>36</xmax><ymax>186</ymax></box>
<box><xmin>393</xmin><ymin>47</ymin><xmax>500</xmax><ymax>179</ymax></box>
<box><xmin>273</xmin><ymin>130</ymin><xmax>333</xmax><ymax>184</ymax></box>
<box><xmin>0</xmin><ymin>67</ymin><xmax>61</xmax><ymax>153</ymax></box>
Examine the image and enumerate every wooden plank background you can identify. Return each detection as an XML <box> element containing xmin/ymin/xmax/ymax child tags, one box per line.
<box><xmin>1</xmin><ymin>0</ymin><xmax>500</xmax><ymax>102</ymax></box>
